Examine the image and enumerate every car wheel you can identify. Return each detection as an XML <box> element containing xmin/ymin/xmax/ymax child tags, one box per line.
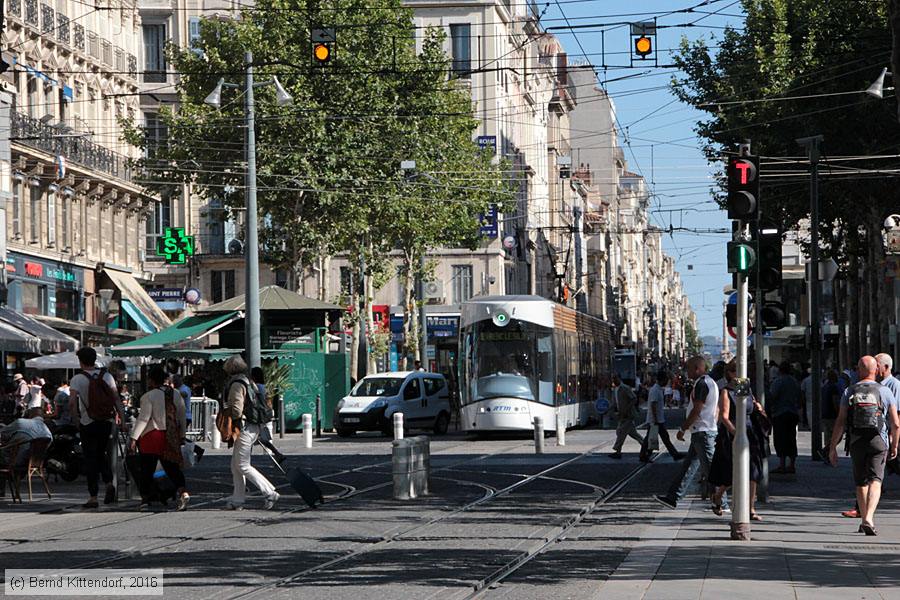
<box><xmin>336</xmin><ymin>428</ymin><xmax>355</xmax><ymax>438</ymax></box>
<box><xmin>433</xmin><ymin>411</ymin><xmax>450</xmax><ymax>435</ymax></box>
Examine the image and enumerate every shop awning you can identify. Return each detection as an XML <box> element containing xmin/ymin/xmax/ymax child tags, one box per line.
<box><xmin>0</xmin><ymin>307</ymin><xmax>78</xmax><ymax>353</ymax></box>
<box><xmin>154</xmin><ymin>348</ymin><xmax>295</xmax><ymax>361</ymax></box>
<box><xmin>0</xmin><ymin>318</ymin><xmax>41</xmax><ymax>354</ymax></box>
<box><xmin>109</xmin><ymin>311</ymin><xmax>241</xmax><ymax>357</ymax></box>
<box><xmin>120</xmin><ymin>299</ymin><xmax>157</xmax><ymax>334</ymax></box>
<box><xmin>101</xmin><ymin>268</ymin><xmax>171</xmax><ymax>332</ymax></box>
<box><xmin>26</xmin><ymin>348</ymin><xmax>148</xmax><ymax>369</ymax></box>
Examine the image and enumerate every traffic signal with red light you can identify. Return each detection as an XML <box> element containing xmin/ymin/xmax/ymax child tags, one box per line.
<box><xmin>727</xmin><ymin>156</ymin><xmax>760</xmax><ymax>221</ymax></box>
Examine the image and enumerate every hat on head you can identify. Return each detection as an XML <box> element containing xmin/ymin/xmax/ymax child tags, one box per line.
<box><xmin>13</xmin><ymin>373</ymin><xmax>23</xmax><ymax>382</ymax></box>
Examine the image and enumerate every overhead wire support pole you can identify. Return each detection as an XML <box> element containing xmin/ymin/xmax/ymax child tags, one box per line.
<box><xmin>244</xmin><ymin>50</ymin><xmax>262</xmax><ymax>370</ymax></box>
<box><xmin>797</xmin><ymin>135</ymin><xmax>824</xmax><ymax>462</ymax></box>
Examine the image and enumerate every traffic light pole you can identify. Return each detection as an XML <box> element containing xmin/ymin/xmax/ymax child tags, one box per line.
<box><xmin>798</xmin><ymin>135</ymin><xmax>824</xmax><ymax>461</ymax></box>
<box><xmin>754</xmin><ymin>273</ymin><xmax>769</xmax><ymax>502</ymax></box>
<box><xmin>244</xmin><ymin>50</ymin><xmax>262</xmax><ymax>370</ymax></box>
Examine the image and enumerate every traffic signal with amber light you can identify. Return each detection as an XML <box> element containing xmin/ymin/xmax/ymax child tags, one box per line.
<box><xmin>761</xmin><ymin>301</ymin><xmax>787</xmax><ymax>331</ymax></box>
<box><xmin>727</xmin><ymin>156</ymin><xmax>760</xmax><ymax>221</ymax></box>
<box><xmin>727</xmin><ymin>240</ymin><xmax>757</xmax><ymax>274</ymax></box>
<box><xmin>310</xmin><ymin>28</ymin><xmax>336</xmax><ymax>65</ymax></box>
<box><xmin>634</xmin><ymin>35</ymin><xmax>652</xmax><ymax>58</ymax></box>
<box><xmin>312</xmin><ymin>42</ymin><xmax>332</xmax><ymax>64</ymax></box>
<box><xmin>757</xmin><ymin>222</ymin><xmax>783</xmax><ymax>292</ymax></box>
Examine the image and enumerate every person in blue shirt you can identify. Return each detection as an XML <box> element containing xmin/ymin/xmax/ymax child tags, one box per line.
<box><xmin>829</xmin><ymin>356</ymin><xmax>900</xmax><ymax>536</ymax></box>
<box><xmin>875</xmin><ymin>353</ymin><xmax>900</xmax><ymax>409</ymax></box>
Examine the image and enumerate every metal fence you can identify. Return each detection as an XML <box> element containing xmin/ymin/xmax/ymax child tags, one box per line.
<box><xmin>186</xmin><ymin>397</ymin><xmax>219</xmax><ymax>442</ymax></box>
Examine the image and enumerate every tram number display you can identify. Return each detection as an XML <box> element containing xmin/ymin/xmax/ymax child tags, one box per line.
<box><xmin>478</xmin><ymin>331</ymin><xmax>527</xmax><ymax>341</ymax></box>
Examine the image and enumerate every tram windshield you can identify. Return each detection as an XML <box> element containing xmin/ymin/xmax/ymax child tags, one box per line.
<box><xmin>460</xmin><ymin>319</ymin><xmax>555</xmax><ymax>405</ymax></box>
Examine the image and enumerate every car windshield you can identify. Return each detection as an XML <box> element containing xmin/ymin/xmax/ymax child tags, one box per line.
<box><xmin>351</xmin><ymin>377</ymin><xmax>404</xmax><ymax>397</ymax></box>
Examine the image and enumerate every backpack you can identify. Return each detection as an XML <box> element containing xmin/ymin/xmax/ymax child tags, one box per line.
<box><xmin>846</xmin><ymin>382</ymin><xmax>884</xmax><ymax>438</ymax></box>
<box><xmin>224</xmin><ymin>376</ymin><xmax>273</xmax><ymax>425</ymax></box>
<box><xmin>83</xmin><ymin>368</ymin><xmax>118</xmax><ymax>421</ymax></box>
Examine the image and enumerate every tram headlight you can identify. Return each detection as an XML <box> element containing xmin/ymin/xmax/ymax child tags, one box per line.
<box><xmin>492</xmin><ymin>309</ymin><xmax>511</xmax><ymax>327</ymax></box>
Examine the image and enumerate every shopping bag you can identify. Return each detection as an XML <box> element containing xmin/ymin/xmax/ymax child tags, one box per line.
<box><xmin>181</xmin><ymin>441</ymin><xmax>196</xmax><ymax>468</ymax></box>
<box><xmin>648</xmin><ymin>424</ymin><xmax>660</xmax><ymax>451</ymax></box>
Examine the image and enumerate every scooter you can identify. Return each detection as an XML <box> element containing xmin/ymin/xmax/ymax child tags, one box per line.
<box><xmin>46</xmin><ymin>424</ymin><xmax>83</xmax><ymax>482</ymax></box>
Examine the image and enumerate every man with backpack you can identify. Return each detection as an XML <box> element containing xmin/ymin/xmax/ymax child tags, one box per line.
<box><xmin>829</xmin><ymin>356</ymin><xmax>900</xmax><ymax>536</ymax></box>
<box><xmin>221</xmin><ymin>354</ymin><xmax>278</xmax><ymax>510</ymax></box>
<box><xmin>69</xmin><ymin>347</ymin><xmax>124</xmax><ymax>509</ymax></box>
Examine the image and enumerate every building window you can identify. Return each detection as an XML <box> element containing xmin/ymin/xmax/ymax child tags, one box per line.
<box><xmin>452</xmin><ymin>265</ymin><xmax>473</xmax><ymax>304</ymax></box>
<box><xmin>144</xmin><ymin>112</ymin><xmax>167</xmax><ymax>156</ymax></box>
<box><xmin>60</xmin><ymin>194</ymin><xmax>70</xmax><ymax>250</ymax></box>
<box><xmin>47</xmin><ymin>187</ymin><xmax>56</xmax><ymax>246</ymax></box>
<box><xmin>143</xmin><ymin>23</ymin><xmax>167</xmax><ymax>83</ymax></box>
<box><xmin>55</xmin><ymin>289</ymin><xmax>78</xmax><ymax>320</ymax></box>
<box><xmin>211</xmin><ymin>270</ymin><xmax>235</xmax><ymax>304</ymax></box>
<box><xmin>27</xmin><ymin>77</ymin><xmax>38</xmax><ymax>119</ymax></box>
<box><xmin>29</xmin><ymin>184</ymin><xmax>41</xmax><ymax>243</ymax></box>
<box><xmin>188</xmin><ymin>17</ymin><xmax>202</xmax><ymax>55</ymax></box>
<box><xmin>450</xmin><ymin>24</ymin><xmax>471</xmax><ymax>78</ymax></box>
<box><xmin>21</xmin><ymin>282</ymin><xmax>48</xmax><ymax>315</ymax></box>
<box><xmin>275</xmin><ymin>269</ymin><xmax>288</xmax><ymax>288</ymax></box>
<box><xmin>145</xmin><ymin>196</ymin><xmax>172</xmax><ymax>254</ymax></box>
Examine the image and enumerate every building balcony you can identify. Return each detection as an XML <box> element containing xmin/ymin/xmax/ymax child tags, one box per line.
<box><xmin>11</xmin><ymin>112</ymin><xmax>135</xmax><ymax>183</ymax></box>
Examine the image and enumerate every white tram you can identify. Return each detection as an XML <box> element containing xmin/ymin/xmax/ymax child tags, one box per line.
<box><xmin>459</xmin><ymin>295</ymin><xmax>615</xmax><ymax>432</ymax></box>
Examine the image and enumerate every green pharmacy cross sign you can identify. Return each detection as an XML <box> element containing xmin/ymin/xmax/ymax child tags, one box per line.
<box><xmin>156</xmin><ymin>227</ymin><xmax>195</xmax><ymax>265</ymax></box>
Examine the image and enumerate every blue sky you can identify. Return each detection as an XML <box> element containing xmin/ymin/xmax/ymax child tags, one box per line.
<box><xmin>542</xmin><ymin>0</ymin><xmax>745</xmax><ymax>337</ymax></box>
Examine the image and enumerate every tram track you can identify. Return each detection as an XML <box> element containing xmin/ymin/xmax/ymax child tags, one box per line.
<box><xmin>222</xmin><ymin>438</ymin><xmax>617</xmax><ymax>600</ymax></box>
<box><xmin>32</xmin><ymin>437</ymin><xmax>538</xmax><ymax>575</ymax></box>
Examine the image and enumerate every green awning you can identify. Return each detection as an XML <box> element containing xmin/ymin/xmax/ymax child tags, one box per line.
<box><xmin>154</xmin><ymin>348</ymin><xmax>296</xmax><ymax>361</ymax></box>
<box><xmin>109</xmin><ymin>311</ymin><xmax>241</xmax><ymax>357</ymax></box>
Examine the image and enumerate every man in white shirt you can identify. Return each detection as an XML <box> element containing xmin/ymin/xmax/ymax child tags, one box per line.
<box><xmin>656</xmin><ymin>356</ymin><xmax>719</xmax><ymax>509</ymax></box>
<box><xmin>640</xmin><ymin>372</ymin><xmax>684</xmax><ymax>462</ymax></box>
<box><xmin>69</xmin><ymin>347</ymin><xmax>124</xmax><ymax>509</ymax></box>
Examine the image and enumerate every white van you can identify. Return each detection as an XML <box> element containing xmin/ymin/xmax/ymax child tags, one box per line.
<box><xmin>335</xmin><ymin>371</ymin><xmax>452</xmax><ymax>437</ymax></box>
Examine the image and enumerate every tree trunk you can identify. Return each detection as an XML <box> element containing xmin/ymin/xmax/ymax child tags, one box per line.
<box><xmin>867</xmin><ymin>226</ymin><xmax>878</xmax><ymax>355</ymax></box>
<box><xmin>401</xmin><ymin>251</ymin><xmax>416</xmax><ymax>371</ymax></box>
<box><xmin>891</xmin><ymin>0</ymin><xmax>900</xmax><ymax>123</ymax></box>
<box><xmin>320</xmin><ymin>253</ymin><xmax>330</xmax><ymax>303</ymax></box>
<box><xmin>857</xmin><ymin>248</ymin><xmax>868</xmax><ymax>358</ymax></box>
<box><xmin>847</xmin><ymin>253</ymin><xmax>859</xmax><ymax>365</ymax></box>
<box><xmin>365</xmin><ymin>253</ymin><xmax>378</xmax><ymax>375</ymax></box>
<box><xmin>349</xmin><ymin>271</ymin><xmax>361</xmax><ymax>383</ymax></box>
<box><xmin>873</xmin><ymin>218</ymin><xmax>890</xmax><ymax>352</ymax></box>
<box><xmin>835</xmin><ymin>278</ymin><xmax>848</xmax><ymax>371</ymax></box>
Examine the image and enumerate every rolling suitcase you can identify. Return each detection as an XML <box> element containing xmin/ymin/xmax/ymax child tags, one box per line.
<box><xmin>258</xmin><ymin>443</ymin><xmax>324</xmax><ymax>508</ymax></box>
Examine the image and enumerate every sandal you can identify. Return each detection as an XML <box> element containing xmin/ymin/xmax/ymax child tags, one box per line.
<box><xmin>750</xmin><ymin>511</ymin><xmax>762</xmax><ymax>521</ymax></box>
<box><xmin>861</xmin><ymin>522</ymin><xmax>878</xmax><ymax>536</ymax></box>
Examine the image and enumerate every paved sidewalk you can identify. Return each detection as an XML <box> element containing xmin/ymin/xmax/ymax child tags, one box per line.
<box><xmin>598</xmin><ymin>438</ymin><xmax>900</xmax><ymax>600</ymax></box>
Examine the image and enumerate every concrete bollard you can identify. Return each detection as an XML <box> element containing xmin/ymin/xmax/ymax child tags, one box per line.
<box><xmin>302</xmin><ymin>413</ymin><xmax>313</xmax><ymax>448</ymax></box>
<box><xmin>211</xmin><ymin>422</ymin><xmax>221</xmax><ymax>449</ymax></box>
<box><xmin>392</xmin><ymin>438</ymin><xmax>415</xmax><ymax>500</ymax></box>
<box><xmin>556</xmin><ymin>412</ymin><xmax>566</xmax><ymax>446</ymax></box>
<box><xmin>534</xmin><ymin>416</ymin><xmax>544</xmax><ymax>454</ymax></box>
<box><xmin>393</xmin><ymin>412</ymin><xmax>404</xmax><ymax>440</ymax></box>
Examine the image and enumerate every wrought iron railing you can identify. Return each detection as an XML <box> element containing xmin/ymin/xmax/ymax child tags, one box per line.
<box><xmin>8</xmin><ymin>0</ymin><xmax>21</xmax><ymax>18</ymax></box>
<box><xmin>56</xmin><ymin>13</ymin><xmax>69</xmax><ymax>45</ymax></box>
<box><xmin>73</xmin><ymin>23</ymin><xmax>84</xmax><ymax>52</ymax></box>
<box><xmin>101</xmin><ymin>40</ymin><xmax>112</xmax><ymax>66</ymax></box>
<box><xmin>11</xmin><ymin>112</ymin><xmax>135</xmax><ymax>183</ymax></box>
<box><xmin>87</xmin><ymin>31</ymin><xmax>99</xmax><ymax>59</ymax></box>
<box><xmin>25</xmin><ymin>0</ymin><xmax>38</xmax><ymax>26</ymax></box>
<box><xmin>40</xmin><ymin>3</ymin><xmax>53</xmax><ymax>35</ymax></box>
<box><xmin>127</xmin><ymin>54</ymin><xmax>137</xmax><ymax>77</ymax></box>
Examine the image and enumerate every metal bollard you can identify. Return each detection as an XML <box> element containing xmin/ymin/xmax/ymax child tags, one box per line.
<box><xmin>411</xmin><ymin>436</ymin><xmax>430</xmax><ymax>496</ymax></box>
<box><xmin>316</xmin><ymin>394</ymin><xmax>322</xmax><ymax>438</ymax></box>
<box><xmin>302</xmin><ymin>413</ymin><xmax>313</xmax><ymax>448</ymax></box>
<box><xmin>392</xmin><ymin>438</ymin><xmax>415</xmax><ymax>500</ymax></box>
<box><xmin>556</xmin><ymin>412</ymin><xmax>566</xmax><ymax>446</ymax></box>
<box><xmin>393</xmin><ymin>412</ymin><xmax>404</xmax><ymax>440</ymax></box>
<box><xmin>278</xmin><ymin>396</ymin><xmax>286</xmax><ymax>440</ymax></box>
<box><xmin>211</xmin><ymin>421</ymin><xmax>221</xmax><ymax>449</ymax></box>
<box><xmin>534</xmin><ymin>416</ymin><xmax>544</xmax><ymax>454</ymax></box>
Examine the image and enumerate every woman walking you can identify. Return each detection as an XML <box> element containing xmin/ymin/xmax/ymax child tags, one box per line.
<box><xmin>223</xmin><ymin>355</ymin><xmax>278</xmax><ymax>510</ymax></box>
<box><xmin>708</xmin><ymin>360</ymin><xmax>770</xmax><ymax>520</ymax></box>
<box><xmin>129</xmin><ymin>365</ymin><xmax>190</xmax><ymax>511</ymax></box>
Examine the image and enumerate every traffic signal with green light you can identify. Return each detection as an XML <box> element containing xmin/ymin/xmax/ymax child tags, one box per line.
<box><xmin>727</xmin><ymin>156</ymin><xmax>760</xmax><ymax>221</ymax></box>
<box><xmin>727</xmin><ymin>240</ymin><xmax>757</xmax><ymax>274</ymax></box>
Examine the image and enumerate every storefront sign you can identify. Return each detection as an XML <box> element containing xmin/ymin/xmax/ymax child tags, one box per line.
<box><xmin>7</xmin><ymin>253</ymin><xmax>83</xmax><ymax>289</ymax></box>
<box><xmin>147</xmin><ymin>288</ymin><xmax>186</xmax><ymax>311</ymax></box>
<box><xmin>426</xmin><ymin>315</ymin><xmax>459</xmax><ymax>339</ymax></box>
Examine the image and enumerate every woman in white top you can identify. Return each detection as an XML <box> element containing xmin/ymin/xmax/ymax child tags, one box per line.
<box><xmin>129</xmin><ymin>365</ymin><xmax>189</xmax><ymax>511</ymax></box>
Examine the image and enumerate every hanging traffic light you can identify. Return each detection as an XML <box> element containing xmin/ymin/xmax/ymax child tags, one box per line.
<box><xmin>634</xmin><ymin>35</ymin><xmax>652</xmax><ymax>58</ymax></box>
<box><xmin>757</xmin><ymin>222</ymin><xmax>783</xmax><ymax>292</ymax></box>
<box><xmin>726</xmin><ymin>156</ymin><xmax>760</xmax><ymax>221</ymax></box>
<box><xmin>761</xmin><ymin>301</ymin><xmax>787</xmax><ymax>331</ymax></box>
<box><xmin>311</xmin><ymin>28</ymin><xmax>336</xmax><ymax>65</ymax></box>
<box><xmin>727</xmin><ymin>240</ymin><xmax>757</xmax><ymax>274</ymax></box>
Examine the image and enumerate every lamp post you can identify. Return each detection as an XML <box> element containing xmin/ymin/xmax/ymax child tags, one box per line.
<box><xmin>97</xmin><ymin>288</ymin><xmax>116</xmax><ymax>348</ymax></box>
<box><xmin>204</xmin><ymin>52</ymin><xmax>292</xmax><ymax>369</ymax></box>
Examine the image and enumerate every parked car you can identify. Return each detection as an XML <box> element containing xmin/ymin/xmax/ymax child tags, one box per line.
<box><xmin>335</xmin><ymin>371</ymin><xmax>451</xmax><ymax>437</ymax></box>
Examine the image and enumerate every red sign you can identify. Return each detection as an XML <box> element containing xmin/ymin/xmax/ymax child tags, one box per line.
<box><xmin>24</xmin><ymin>262</ymin><xmax>43</xmax><ymax>278</ymax></box>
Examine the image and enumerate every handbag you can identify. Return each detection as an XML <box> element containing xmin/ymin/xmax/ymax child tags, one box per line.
<box><xmin>215</xmin><ymin>411</ymin><xmax>238</xmax><ymax>443</ymax></box>
<box><xmin>647</xmin><ymin>424</ymin><xmax>660</xmax><ymax>451</ymax></box>
<box><xmin>181</xmin><ymin>441</ymin><xmax>197</xmax><ymax>469</ymax></box>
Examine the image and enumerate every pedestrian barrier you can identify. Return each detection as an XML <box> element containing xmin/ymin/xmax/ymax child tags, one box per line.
<box><xmin>392</xmin><ymin>435</ymin><xmax>430</xmax><ymax>500</ymax></box>
<box><xmin>186</xmin><ymin>397</ymin><xmax>219</xmax><ymax>442</ymax></box>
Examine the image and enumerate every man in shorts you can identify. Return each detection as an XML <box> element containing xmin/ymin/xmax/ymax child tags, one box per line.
<box><xmin>829</xmin><ymin>356</ymin><xmax>899</xmax><ymax>536</ymax></box>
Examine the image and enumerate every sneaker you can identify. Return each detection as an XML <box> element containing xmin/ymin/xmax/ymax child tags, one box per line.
<box><xmin>264</xmin><ymin>492</ymin><xmax>280</xmax><ymax>510</ymax></box>
<box><xmin>609</xmin><ymin>452</ymin><xmax>623</xmax><ymax>460</ymax></box>
<box><xmin>176</xmin><ymin>493</ymin><xmax>190</xmax><ymax>511</ymax></box>
<box><xmin>225</xmin><ymin>501</ymin><xmax>243</xmax><ymax>511</ymax></box>
<box><xmin>654</xmin><ymin>495</ymin><xmax>677</xmax><ymax>509</ymax></box>
<box><xmin>103</xmin><ymin>485</ymin><xmax>117</xmax><ymax>505</ymax></box>
<box><xmin>138</xmin><ymin>502</ymin><xmax>151</xmax><ymax>512</ymax></box>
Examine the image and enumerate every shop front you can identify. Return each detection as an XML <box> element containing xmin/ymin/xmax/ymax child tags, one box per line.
<box><xmin>4</xmin><ymin>251</ymin><xmax>85</xmax><ymax>323</ymax></box>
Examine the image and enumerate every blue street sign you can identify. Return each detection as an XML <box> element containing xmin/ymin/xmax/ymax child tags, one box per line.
<box><xmin>476</xmin><ymin>135</ymin><xmax>497</xmax><ymax>154</ymax></box>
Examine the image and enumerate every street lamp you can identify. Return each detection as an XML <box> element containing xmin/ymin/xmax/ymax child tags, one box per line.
<box><xmin>97</xmin><ymin>288</ymin><xmax>116</xmax><ymax>348</ymax></box>
<box><xmin>865</xmin><ymin>67</ymin><xmax>894</xmax><ymax>99</ymax></box>
<box><xmin>204</xmin><ymin>53</ymin><xmax>293</xmax><ymax>369</ymax></box>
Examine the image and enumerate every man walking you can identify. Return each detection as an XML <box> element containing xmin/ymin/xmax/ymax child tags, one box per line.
<box><xmin>829</xmin><ymin>356</ymin><xmax>899</xmax><ymax>535</ymax></box>
<box><xmin>875</xmin><ymin>354</ymin><xmax>899</xmax><ymax>407</ymax></box>
<box><xmin>655</xmin><ymin>356</ymin><xmax>719</xmax><ymax>509</ymax></box>
<box><xmin>640</xmin><ymin>371</ymin><xmax>683</xmax><ymax>462</ymax></box>
<box><xmin>768</xmin><ymin>362</ymin><xmax>802</xmax><ymax>474</ymax></box>
<box><xmin>69</xmin><ymin>347</ymin><xmax>124</xmax><ymax>509</ymax></box>
<box><xmin>609</xmin><ymin>374</ymin><xmax>643</xmax><ymax>459</ymax></box>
